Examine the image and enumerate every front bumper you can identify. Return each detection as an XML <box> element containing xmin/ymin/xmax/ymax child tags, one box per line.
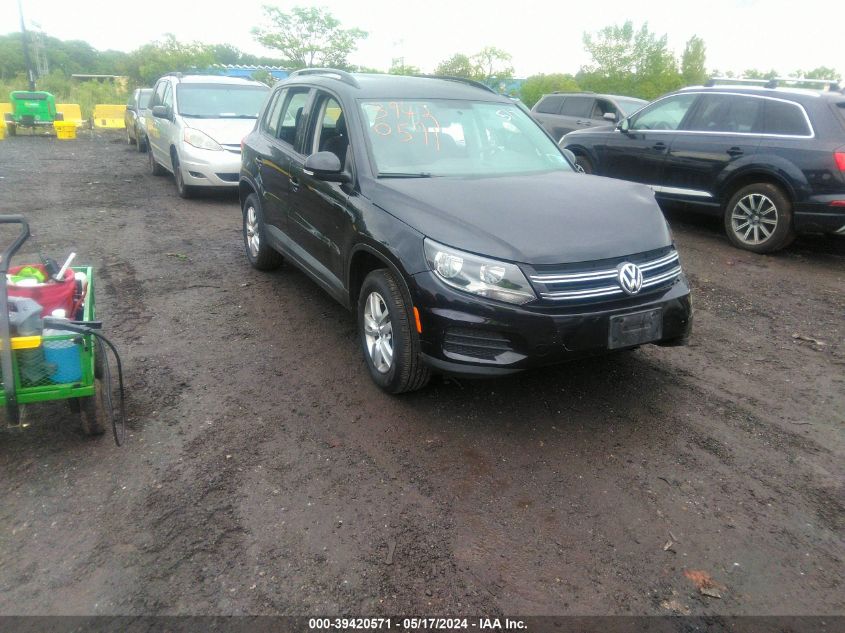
<box><xmin>178</xmin><ymin>142</ymin><xmax>242</xmax><ymax>187</ymax></box>
<box><xmin>410</xmin><ymin>270</ymin><xmax>692</xmax><ymax>377</ymax></box>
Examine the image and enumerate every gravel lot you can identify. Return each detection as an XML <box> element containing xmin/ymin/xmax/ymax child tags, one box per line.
<box><xmin>0</xmin><ymin>133</ymin><xmax>842</xmax><ymax>617</ymax></box>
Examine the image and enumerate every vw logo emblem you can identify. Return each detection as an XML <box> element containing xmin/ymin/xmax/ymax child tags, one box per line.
<box><xmin>617</xmin><ymin>262</ymin><xmax>643</xmax><ymax>295</ymax></box>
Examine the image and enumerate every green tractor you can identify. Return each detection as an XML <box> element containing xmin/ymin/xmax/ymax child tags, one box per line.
<box><xmin>4</xmin><ymin>91</ymin><xmax>63</xmax><ymax>135</ymax></box>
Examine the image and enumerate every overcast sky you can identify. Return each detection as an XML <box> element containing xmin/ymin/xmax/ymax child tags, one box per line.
<box><xmin>2</xmin><ymin>0</ymin><xmax>840</xmax><ymax>78</ymax></box>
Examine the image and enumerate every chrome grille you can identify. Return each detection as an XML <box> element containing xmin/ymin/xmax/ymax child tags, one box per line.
<box><xmin>528</xmin><ymin>248</ymin><xmax>682</xmax><ymax>302</ymax></box>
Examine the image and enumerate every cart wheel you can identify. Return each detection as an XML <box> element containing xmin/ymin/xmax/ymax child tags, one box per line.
<box><xmin>94</xmin><ymin>344</ymin><xmax>104</xmax><ymax>380</ymax></box>
<box><xmin>78</xmin><ymin>380</ymin><xmax>106</xmax><ymax>436</ymax></box>
<box><xmin>8</xmin><ymin>124</ymin><xmax>16</xmax><ymax>137</ymax></box>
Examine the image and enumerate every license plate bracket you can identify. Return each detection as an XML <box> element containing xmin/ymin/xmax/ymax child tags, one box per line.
<box><xmin>608</xmin><ymin>308</ymin><xmax>663</xmax><ymax>349</ymax></box>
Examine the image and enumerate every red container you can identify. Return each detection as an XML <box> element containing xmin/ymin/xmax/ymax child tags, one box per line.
<box><xmin>7</xmin><ymin>264</ymin><xmax>76</xmax><ymax>317</ymax></box>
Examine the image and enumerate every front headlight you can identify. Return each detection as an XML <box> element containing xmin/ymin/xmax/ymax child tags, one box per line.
<box><xmin>424</xmin><ymin>238</ymin><xmax>536</xmax><ymax>305</ymax></box>
<box><xmin>183</xmin><ymin>127</ymin><xmax>223</xmax><ymax>151</ymax></box>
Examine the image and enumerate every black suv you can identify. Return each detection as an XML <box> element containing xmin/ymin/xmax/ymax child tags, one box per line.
<box><xmin>562</xmin><ymin>79</ymin><xmax>845</xmax><ymax>253</ymax></box>
<box><xmin>239</xmin><ymin>70</ymin><xmax>692</xmax><ymax>393</ymax></box>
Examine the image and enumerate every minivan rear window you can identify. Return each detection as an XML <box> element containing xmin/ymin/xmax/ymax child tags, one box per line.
<box><xmin>760</xmin><ymin>100</ymin><xmax>811</xmax><ymax>136</ymax></box>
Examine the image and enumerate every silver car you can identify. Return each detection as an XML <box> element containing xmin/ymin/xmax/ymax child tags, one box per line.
<box><xmin>144</xmin><ymin>74</ymin><xmax>269</xmax><ymax>198</ymax></box>
<box><xmin>125</xmin><ymin>88</ymin><xmax>153</xmax><ymax>152</ymax></box>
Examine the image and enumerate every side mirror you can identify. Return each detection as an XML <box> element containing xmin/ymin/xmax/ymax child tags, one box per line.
<box><xmin>304</xmin><ymin>151</ymin><xmax>349</xmax><ymax>182</ymax></box>
<box><xmin>152</xmin><ymin>105</ymin><xmax>169</xmax><ymax>119</ymax></box>
<box><xmin>603</xmin><ymin>112</ymin><xmax>617</xmax><ymax>122</ymax></box>
<box><xmin>618</xmin><ymin>117</ymin><xmax>630</xmax><ymax>133</ymax></box>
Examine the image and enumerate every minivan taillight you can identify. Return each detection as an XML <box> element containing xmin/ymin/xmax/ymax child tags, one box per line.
<box><xmin>835</xmin><ymin>151</ymin><xmax>845</xmax><ymax>171</ymax></box>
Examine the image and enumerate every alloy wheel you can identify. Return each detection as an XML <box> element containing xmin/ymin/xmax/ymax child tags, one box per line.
<box><xmin>363</xmin><ymin>291</ymin><xmax>393</xmax><ymax>374</ymax></box>
<box><xmin>245</xmin><ymin>205</ymin><xmax>260</xmax><ymax>257</ymax></box>
<box><xmin>730</xmin><ymin>193</ymin><xmax>779</xmax><ymax>246</ymax></box>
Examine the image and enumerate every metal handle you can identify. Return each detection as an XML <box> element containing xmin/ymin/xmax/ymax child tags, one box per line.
<box><xmin>0</xmin><ymin>215</ymin><xmax>30</xmax><ymax>273</ymax></box>
<box><xmin>727</xmin><ymin>147</ymin><xmax>744</xmax><ymax>157</ymax></box>
<box><xmin>653</xmin><ymin>142</ymin><xmax>667</xmax><ymax>151</ymax></box>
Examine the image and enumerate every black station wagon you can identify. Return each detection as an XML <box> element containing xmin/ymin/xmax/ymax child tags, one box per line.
<box><xmin>238</xmin><ymin>70</ymin><xmax>692</xmax><ymax>393</ymax></box>
<box><xmin>563</xmin><ymin>79</ymin><xmax>845</xmax><ymax>253</ymax></box>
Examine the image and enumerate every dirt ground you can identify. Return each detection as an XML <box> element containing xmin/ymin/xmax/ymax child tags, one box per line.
<box><xmin>0</xmin><ymin>133</ymin><xmax>842</xmax><ymax>618</ymax></box>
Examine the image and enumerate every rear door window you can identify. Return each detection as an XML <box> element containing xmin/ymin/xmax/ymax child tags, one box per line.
<box><xmin>760</xmin><ymin>99</ymin><xmax>812</xmax><ymax>136</ymax></box>
<box><xmin>685</xmin><ymin>94</ymin><xmax>763</xmax><ymax>133</ymax></box>
<box><xmin>273</xmin><ymin>88</ymin><xmax>310</xmax><ymax>147</ymax></box>
<box><xmin>535</xmin><ymin>95</ymin><xmax>564</xmax><ymax>114</ymax></box>
<box><xmin>560</xmin><ymin>96</ymin><xmax>594</xmax><ymax>118</ymax></box>
<box><xmin>262</xmin><ymin>89</ymin><xmax>285</xmax><ymax>136</ymax></box>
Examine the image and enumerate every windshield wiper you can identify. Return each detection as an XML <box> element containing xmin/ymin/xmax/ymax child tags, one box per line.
<box><xmin>378</xmin><ymin>172</ymin><xmax>433</xmax><ymax>178</ymax></box>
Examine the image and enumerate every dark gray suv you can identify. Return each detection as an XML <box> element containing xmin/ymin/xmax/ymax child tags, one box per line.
<box><xmin>531</xmin><ymin>92</ymin><xmax>647</xmax><ymax>141</ymax></box>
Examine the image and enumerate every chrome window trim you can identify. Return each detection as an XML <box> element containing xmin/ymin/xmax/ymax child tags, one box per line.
<box><xmin>626</xmin><ymin>91</ymin><xmax>815</xmax><ymax>139</ymax></box>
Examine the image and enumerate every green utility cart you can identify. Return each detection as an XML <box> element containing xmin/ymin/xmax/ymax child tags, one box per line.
<box><xmin>4</xmin><ymin>90</ymin><xmax>64</xmax><ymax>136</ymax></box>
<box><xmin>0</xmin><ymin>216</ymin><xmax>123</xmax><ymax>443</ymax></box>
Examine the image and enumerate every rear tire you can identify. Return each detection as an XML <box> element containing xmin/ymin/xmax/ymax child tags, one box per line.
<box><xmin>724</xmin><ymin>183</ymin><xmax>795</xmax><ymax>253</ymax></box>
<box><xmin>358</xmin><ymin>269</ymin><xmax>430</xmax><ymax>394</ymax></box>
<box><xmin>137</xmin><ymin>128</ymin><xmax>147</xmax><ymax>153</ymax></box>
<box><xmin>148</xmin><ymin>144</ymin><xmax>166</xmax><ymax>176</ymax></box>
<box><xmin>78</xmin><ymin>380</ymin><xmax>106</xmax><ymax>436</ymax></box>
<box><xmin>242</xmin><ymin>193</ymin><xmax>283</xmax><ymax>271</ymax></box>
<box><xmin>8</xmin><ymin>123</ymin><xmax>16</xmax><ymax>136</ymax></box>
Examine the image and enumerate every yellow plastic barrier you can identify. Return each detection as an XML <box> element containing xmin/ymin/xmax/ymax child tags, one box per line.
<box><xmin>92</xmin><ymin>104</ymin><xmax>126</xmax><ymax>129</ymax></box>
<box><xmin>0</xmin><ymin>122</ymin><xmax>5</xmax><ymax>140</ymax></box>
<box><xmin>56</xmin><ymin>103</ymin><xmax>84</xmax><ymax>126</ymax></box>
<box><xmin>54</xmin><ymin>121</ymin><xmax>77</xmax><ymax>140</ymax></box>
<box><xmin>0</xmin><ymin>103</ymin><xmax>11</xmax><ymax>118</ymax></box>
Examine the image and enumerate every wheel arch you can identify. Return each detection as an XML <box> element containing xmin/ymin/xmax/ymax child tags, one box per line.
<box><xmin>347</xmin><ymin>243</ymin><xmax>414</xmax><ymax>311</ymax></box>
<box><xmin>718</xmin><ymin>168</ymin><xmax>798</xmax><ymax>210</ymax></box>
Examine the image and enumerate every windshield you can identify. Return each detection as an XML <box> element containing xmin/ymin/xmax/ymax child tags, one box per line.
<box><xmin>616</xmin><ymin>98</ymin><xmax>647</xmax><ymax>116</ymax></box>
<box><xmin>176</xmin><ymin>84</ymin><xmax>269</xmax><ymax>118</ymax></box>
<box><xmin>138</xmin><ymin>90</ymin><xmax>152</xmax><ymax>110</ymax></box>
<box><xmin>360</xmin><ymin>99</ymin><xmax>572</xmax><ymax>177</ymax></box>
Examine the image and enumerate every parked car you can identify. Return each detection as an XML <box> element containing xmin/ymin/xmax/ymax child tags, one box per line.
<box><xmin>125</xmin><ymin>88</ymin><xmax>153</xmax><ymax>151</ymax></box>
<box><xmin>531</xmin><ymin>92</ymin><xmax>647</xmax><ymax>141</ymax></box>
<box><xmin>144</xmin><ymin>74</ymin><xmax>269</xmax><ymax>198</ymax></box>
<box><xmin>238</xmin><ymin>70</ymin><xmax>692</xmax><ymax>393</ymax></box>
<box><xmin>562</xmin><ymin>79</ymin><xmax>845</xmax><ymax>252</ymax></box>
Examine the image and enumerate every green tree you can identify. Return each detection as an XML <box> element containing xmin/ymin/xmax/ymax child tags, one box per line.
<box><xmin>519</xmin><ymin>73</ymin><xmax>580</xmax><ymax>107</ymax></box>
<box><xmin>433</xmin><ymin>53</ymin><xmax>475</xmax><ymax>78</ymax></box>
<box><xmin>389</xmin><ymin>58</ymin><xmax>420</xmax><ymax>76</ymax></box>
<box><xmin>127</xmin><ymin>34</ymin><xmax>214</xmax><ymax>85</ymax></box>
<box><xmin>252</xmin><ymin>5</ymin><xmax>367</xmax><ymax>70</ymax></box>
<box><xmin>742</xmin><ymin>68</ymin><xmax>778</xmax><ymax>80</ymax></box>
<box><xmin>579</xmin><ymin>21</ymin><xmax>682</xmax><ymax>99</ymax></box>
<box><xmin>471</xmin><ymin>46</ymin><xmax>513</xmax><ymax>83</ymax></box>
<box><xmin>681</xmin><ymin>35</ymin><xmax>707</xmax><ymax>86</ymax></box>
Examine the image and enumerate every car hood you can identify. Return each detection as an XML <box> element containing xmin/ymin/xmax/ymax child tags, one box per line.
<box><xmin>370</xmin><ymin>171</ymin><xmax>671</xmax><ymax>265</ymax></box>
<box><xmin>179</xmin><ymin>118</ymin><xmax>256</xmax><ymax>146</ymax></box>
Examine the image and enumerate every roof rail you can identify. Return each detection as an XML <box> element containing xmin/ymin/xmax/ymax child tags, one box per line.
<box><xmin>421</xmin><ymin>75</ymin><xmax>498</xmax><ymax>94</ymax></box>
<box><xmin>288</xmin><ymin>68</ymin><xmax>360</xmax><ymax>88</ymax></box>
<box><xmin>705</xmin><ymin>76</ymin><xmax>841</xmax><ymax>91</ymax></box>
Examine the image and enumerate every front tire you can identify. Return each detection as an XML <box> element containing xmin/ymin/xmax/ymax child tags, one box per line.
<box><xmin>573</xmin><ymin>154</ymin><xmax>594</xmax><ymax>174</ymax></box>
<box><xmin>358</xmin><ymin>269</ymin><xmax>430</xmax><ymax>394</ymax></box>
<box><xmin>242</xmin><ymin>193</ymin><xmax>283</xmax><ymax>271</ymax></box>
<box><xmin>724</xmin><ymin>183</ymin><xmax>795</xmax><ymax>253</ymax></box>
<box><xmin>148</xmin><ymin>144</ymin><xmax>166</xmax><ymax>176</ymax></box>
<box><xmin>172</xmin><ymin>153</ymin><xmax>195</xmax><ymax>199</ymax></box>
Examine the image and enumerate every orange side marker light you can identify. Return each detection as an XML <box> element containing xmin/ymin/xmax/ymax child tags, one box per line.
<box><xmin>413</xmin><ymin>306</ymin><xmax>422</xmax><ymax>333</ymax></box>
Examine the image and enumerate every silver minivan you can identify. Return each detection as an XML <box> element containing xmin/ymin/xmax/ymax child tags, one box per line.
<box><xmin>145</xmin><ymin>74</ymin><xmax>269</xmax><ymax>198</ymax></box>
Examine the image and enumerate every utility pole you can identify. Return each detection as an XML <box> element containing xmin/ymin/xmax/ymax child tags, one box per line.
<box><xmin>18</xmin><ymin>0</ymin><xmax>36</xmax><ymax>90</ymax></box>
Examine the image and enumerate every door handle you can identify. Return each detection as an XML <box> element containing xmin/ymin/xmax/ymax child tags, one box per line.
<box><xmin>653</xmin><ymin>141</ymin><xmax>667</xmax><ymax>152</ymax></box>
<box><xmin>290</xmin><ymin>176</ymin><xmax>300</xmax><ymax>190</ymax></box>
<box><xmin>576</xmin><ymin>120</ymin><xmax>592</xmax><ymax>126</ymax></box>
<box><xmin>727</xmin><ymin>147</ymin><xmax>744</xmax><ymax>157</ymax></box>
